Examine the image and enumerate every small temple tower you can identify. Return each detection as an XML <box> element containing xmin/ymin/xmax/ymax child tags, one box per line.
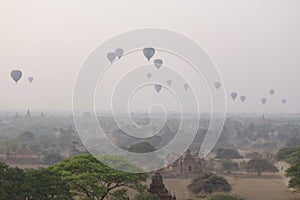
<box><xmin>148</xmin><ymin>171</ymin><xmax>176</xmax><ymax>200</ymax></box>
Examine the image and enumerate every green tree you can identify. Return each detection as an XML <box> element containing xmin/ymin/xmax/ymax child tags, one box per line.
<box><xmin>0</xmin><ymin>162</ymin><xmax>26</xmax><ymax>200</ymax></box>
<box><xmin>221</xmin><ymin>159</ymin><xmax>238</xmax><ymax>171</ymax></box>
<box><xmin>286</xmin><ymin>163</ymin><xmax>300</xmax><ymax>190</ymax></box>
<box><xmin>187</xmin><ymin>172</ymin><xmax>231</xmax><ymax>196</ymax></box>
<box><xmin>215</xmin><ymin>148</ymin><xmax>242</xmax><ymax>159</ymax></box>
<box><xmin>246</xmin><ymin>159</ymin><xmax>278</xmax><ymax>176</ymax></box>
<box><xmin>18</xmin><ymin>131</ymin><xmax>34</xmax><ymax>141</ymax></box>
<box><xmin>276</xmin><ymin>146</ymin><xmax>300</xmax><ymax>165</ymax></box>
<box><xmin>128</xmin><ymin>141</ymin><xmax>156</xmax><ymax>153</ymax></box>
<box><xmin>24</xmin><ymin>168</ymin><xmax>72</xmax><ymax>199</ymax></box>
<box><xmin>51</xmin><ymin>154</ymin><xmax>147</xmax><ymax>200</ymax></box>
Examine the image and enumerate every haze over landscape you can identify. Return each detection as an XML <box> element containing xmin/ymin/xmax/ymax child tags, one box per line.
<box><xmin>1</xmin><ymin>0</ymin><xmax>300</xmax><ymax>113</ymax></box>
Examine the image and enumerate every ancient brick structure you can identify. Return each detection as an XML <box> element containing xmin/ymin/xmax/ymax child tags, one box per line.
<box><xmin>148</xmin><ymin>171</ymin><xmax>176</xmax><ymax>200</ymax></box>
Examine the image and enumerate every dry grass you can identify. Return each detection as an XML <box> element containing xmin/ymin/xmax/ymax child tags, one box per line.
<box><xmin>145</xmin><ymin>175</ymin><xmax>300</xmax><ymax>200</ymax></box>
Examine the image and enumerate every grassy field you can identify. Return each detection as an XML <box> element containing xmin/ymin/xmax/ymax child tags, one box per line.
<box><xmin>155</xmin><ymin>174</ymin><xmax>300</xmax><ymax>200</ymax></box>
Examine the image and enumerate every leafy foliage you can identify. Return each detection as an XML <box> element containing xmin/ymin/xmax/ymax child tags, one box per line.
<box><xmin>128</xmin><ymin>141</ymin><xmax>156</xmax><ymax>153</ymax></box>
<box><xmin>51</xmin><ymin>154</ymin><xmax>147</xmax><ymax>200</ymax></box>
<box><xmin>0</xmin><ymin>162</ymin><xmax>26</xmax><ymax>200</ymax></box>
<box><xmin>24</xmin><ymin>168</ymin><xmax>72</xmax><ymax>199</ymax></box>
<box><xmin>215</xmin><ymin>148</ymin><xmax>242</xmax><ymax>159</ymax></box>
<box><xmin>246</xmin><ymin>159</ymin><xmax>278</xmax><ymax>176</ymax></box>
<box><xmin>286</xmin><ymin>163</ymin><xmax>300</xmax><ymax>190</ymax></box>
<box><xmin>187</xmin><ymin>172</ymin><xmax>231</xmax><ymax>196</ymax></box>
<box><xmin>276</xmin><ymin>146</ymin><xmax>300</xmax><ymax>165</ymax></box>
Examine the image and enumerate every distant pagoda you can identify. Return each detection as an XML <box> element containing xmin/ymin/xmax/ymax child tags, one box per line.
<box><xmin>148</xmin><ymin>171</ymin><xmax>176</xmax><ymax>200</ymax></box>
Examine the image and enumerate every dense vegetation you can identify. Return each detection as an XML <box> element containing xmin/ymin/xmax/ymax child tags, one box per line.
<box><xmin>276</xmin><ymin>146</ymin><xmax>300</xmax><ymax>190</ymax></box>
<box><xmin>187</xmin><ymin>172</ymin><xmax>231</xmax><ymax>196</ymax></box>
<box><xmin>0</xmin><ymin>154</ymin><xmax>149</xmax><ymax>200</ymax></box>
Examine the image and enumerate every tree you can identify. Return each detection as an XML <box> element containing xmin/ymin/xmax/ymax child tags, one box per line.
<box><xmin>286</xmin><ymin>163</ymin><xmax>300</xmax><ymax>190</ymax></box>
<box><xmin>24</xmin><ymin>168</ymin><xmax>72</xmax><ymax>199</ymax></box>
<box><xmin>18</xmin><ymin>131</ymin><xmax>34</xmax><ymax>141</ymax></box>
<box><xmin>221</xmin><ymin>159</ymin><xmax>238</xmax><ymax>171</ymax></box>
<box><xmin>51</xmin><ymin>154</ymin><xmax>147</xmax><ymax>200</ymax></box>
<box><xmin>187</xmin><ymin>172</ymin><xmax>231</xmax><ymax>196</ymax></box>
<box><xmin>0</xmin><ymin>162</ymin><xmax>26</xmax><ymax>200</ymax></box>
<box><xmin>207</xmin><ymin>194</ymin><xmax>245</xmax><ymax>200</ymax></box>
<box><xmin>215</xmin><ymin>148</ymin><xmax>242</xmax><ymax>159</ymax></box>
<box><xmin>276</xmin><ymin>146</ymin><xmax>300</xmax><ymax>165</ymax></box>
<box><xmin>246</xmin><ymin>159</ymin><xmax>278</xmax><ymax>176</ymax></box>
<box><xmin>276</xmin><ymin>146</ymin><xmax>300</xmax><ymax>190</ymax></box>
<box><xmin>128</xmin><ymin>141</ymin><xmax>156</xmax><ymax>153</ymax></box>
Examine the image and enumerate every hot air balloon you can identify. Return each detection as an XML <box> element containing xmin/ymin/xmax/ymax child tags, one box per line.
<box><xmin>269</xmin><ymin>89</ymin><xmax>275</xmax><ymax>96</ymax></box>
<box><xmin>154</xmin><ymin>59</ymin><xmax>163</xmax><ymax>70</ymax></box>
<box><xmin>240</xmin><ymin>95</ymin><xmax>246</xmax><ymax>102</ymax></box>
<box><xmin>214</xmin><ymin>81</ymin><xmax>221</xmax><ymax>90</ymax></box>
<box><xmin>183</xmin><ymin>83</ymin><xmax>189</xmax><ymax>90</ymax></box>
<box><xmin>231</xmin><ymin>92</ymin><xmax>238</xmax><ymax>101</ymax></box>
<box><xmin>146</xmin><ymin>73</ymin><xmax>152</xmax><ymax>80</ymax></box>
<box><xmin>28</xmin><ymin>76</ymin><xmax>34</xmax><ymax>83</ymax></box>
<box><xmin>154</xmin><ymin>84</ymin><xmax>162</xmax><ymax>93</ymax></box>
<box><xmin>143</xmin><ymin>47</ymin><xmax>155</xmax><ymax>61</ymax></box>
<box><xmin>261</xmin><ymin>98</ymin><xmax>267</xmax><ymax>105</ymax></box>
<box><xmin>166</xmin><ymin>80</ymin><xmax>172</xmax><ymax>86</ymax></box>
<box><xmin>10</xmin><ymin>70</ymin><xmax>23</xmax><ymax>83</ymax></box>
<box><xmin>107</xmin><ymin>52</ymin><xmax>116</xmax><ymax>63</ymax></box>
<box><xmin>115</xmin><ymin>48</ymin><xmax>124</xmax><ymax>59</ymax></box>
<box><xmin>281</xmin><ymin>99</ymin><xmax>287</xmax><ymax>104</ymax></box>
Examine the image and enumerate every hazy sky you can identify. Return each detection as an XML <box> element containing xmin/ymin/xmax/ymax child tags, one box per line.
<box><xmin>0</xmin><ymin>0</ymin><xmax>299</xmax><ymax>113</ymax></box>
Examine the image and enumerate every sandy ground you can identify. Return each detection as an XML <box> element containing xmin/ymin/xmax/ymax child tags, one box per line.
<box><xmin>147</xmin><ymin>174</ymin><xmax>300</xmax><ymax>200</ymax></box>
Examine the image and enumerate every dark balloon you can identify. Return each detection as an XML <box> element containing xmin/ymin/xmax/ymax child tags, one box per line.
<box><xmin>143</xmin><ymin>47</ymin><xmax>155</xmax><ymax>61</ymax></box>
<box><xmin>261</xmin><ymin>98</ymin><xmax>267</xmax><ymax>105</ymax></box>
<box><xmin>240</xmin><ymin>95</ymin><xmax>246</xmax><ymax>102</ymax></box>
<box><xmin>154</xmin><ymin>84</ymin><xmax>162</xmax><ymax>93</ymax></box>
<box><xmin>231</xmin><ymin>92</ymin><xmax>238</xmax><ymax>100</ymax></box>
<box><xmin>154</xmin><ymin>59</ymin><xmax>163</xmax><ymax>70</ymax></box>
<box><xmin>281</xmin><ymin>99</ymin><xmax>287</xmax><ymax>104</ymax></box>
<box><xmin>28</xmin><ymin>76</ymin><xmax>34</xmax><ymax>83</ymax></box>
<box><xmin>115</xmin><ymin>48</ymin><xmax>124</xmax><ymax>59</ymax></box>
<box><xmin>146</xmin><ymin>73</ymin><xmax>152</xmax><ymax>79</ymax></box>
<box><xmin>269</xmin><ymin>89</ymin><xmax>275</xmax><ymax>96</ymax></box>
<box><xmin>166</xmin><ymin>80</ymin><xmax>172</xmax><ymax>86</ymax></box>
<box><xmin>183</xmin><ymin>83</ymin><xmax>189</xmax><ymax>90</ymax></box>
<box><xmin>107</xmin><ymin>52</ymin><xmax>116</xmax><ymax>63</ymax></box>
<box><xmin>10</xmin><ymin>70</ymin><xmax>23</xmax><ymax>83</ymax></box>
<box><xmin>214</xmin><ymin>81</ymin><xmax>221</xmax><ymax>90</ymax></box>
